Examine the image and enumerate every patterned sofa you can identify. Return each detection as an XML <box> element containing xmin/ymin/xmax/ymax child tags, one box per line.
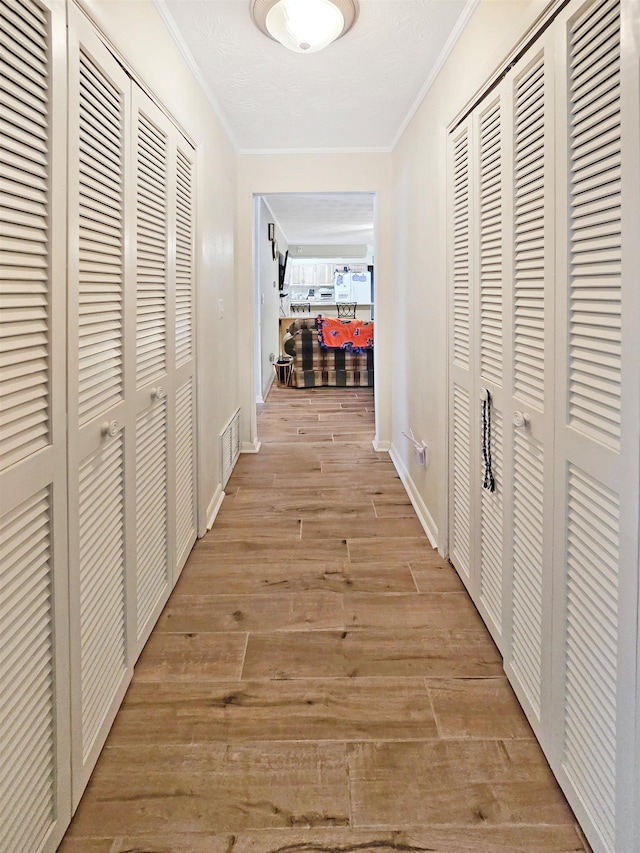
<box><xmin>283</xmin><ymin>317</ymin><xmax>374</xmax><ymax>388</ymax></box>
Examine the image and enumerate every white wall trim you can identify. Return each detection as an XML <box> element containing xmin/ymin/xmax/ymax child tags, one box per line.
<box><xmin>389</xmin><ymin>0</ymin><xmax>481</xmax><ymax>151</ymax></box>
<box><xmin>389</xmin><ymin>443</ymin><xmax>438</xmax><ymax>549</ymax></box>
<box><xmin>205</xmin><ymin>483</ymin><xmax>225</xmax><ymax>531</ymax></box>
<box><xmin>242</xmin><ymin>438</ymin><xmax>261</xmax><ymax>453</ymax></box>
<box><xmin>372</xmin><ymin>438</ymin><xmax>391</xmax><ymax>452</ymax></box>
<box><xmin>262</xmin><ymin>362</ymin><xmax>276</xmax><ymax>401</ymax></box>
<box><xmin>152</xmin><ymin>0</ymin><xmax>239</xmax><ymax>151</ymax></box>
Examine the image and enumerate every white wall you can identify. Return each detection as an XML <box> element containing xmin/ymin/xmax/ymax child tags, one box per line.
<box><xmin>77</xmin><ymin>0</ymin><xmax>239</xmax><ymax>531</ymax></box>
<box><xmin>237</xmin><ymin>154</ymin><xmax>392</xmax><ymax>450</ymax></box>
<box><xmin>256</xmin><ymin>198</ymin><xmax>286</xmax><ymax>400</ymax></box>
<box><xmin>390</xmin><ymin>0</ymin><xmax>549</xmax><ymax>548</ymax></box>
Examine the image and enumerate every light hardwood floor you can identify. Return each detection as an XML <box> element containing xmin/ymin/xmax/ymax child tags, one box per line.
<box><xmin>59</xmin><ymin>386</ymin><xmax>590</xmax><ymax>853</ymax></box>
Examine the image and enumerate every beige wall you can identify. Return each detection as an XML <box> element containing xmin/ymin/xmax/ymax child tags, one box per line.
<box><xmin>76</xmin><ymin>0</ymin><xmax>239</xmax><ymax>531</ymax></box>
<box><xmin>390</xmin><ymin>0</ymin><xmax>549</xmax><ymax>549</ymax></box>
<box><xmin>237</xmin><ymin>154</ymin><xmax>393</xmax><ymax>449</ymax></box>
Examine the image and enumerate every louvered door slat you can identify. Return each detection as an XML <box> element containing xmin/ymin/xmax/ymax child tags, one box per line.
<box><xmin>568</xmin><ymin>0</ymin><xmax>620</xmax><ymax>449</ymax></box>
<box><xmin>480</xmin><ymin>407</ymin><xmax>503</xmax><ymax>631</ymax></box>
<box><xmin>554</xmin><ymin>3</ymin><xmax>625</xmax><ymax>850</ymax></box>
<box><xmin>451</xmin><ymin>384</ymin><xmax>471</xmax><ymax>577</ymax></box>
<box><xmin>511</xmin><ymin>430</ymin><xmax>544</xmax><ymax>716</ymax></box>
<box><xmin>175</xmin><ymin>378</ymin><xmax>195</xmax><ymax>560</ymax></box>
<box><xmin>78</xmin><ymin>433</ymin><xmax>126</xmax><ymax>759</ymax></box>
<box><xmin>175</xmin><ymin>149</ymin><xmax>193</xmax><ymax>366</ymax></box>
<box><xmin>479</xmin><ymin>100</ymin><xmax>502</xmax><ymax>386</ymax></box>
<box><xmin>514</xmin><ymin>56</ymin><xmax>546</xmax><ymax>411</ymax></box>
<box><xmin>563</xmin><ymin>464</ymin><xmax>618</xmax><ymax>851</ymax></box>
<box><xmin>136</xmin><ymin>112</ymin><xmax>166</xmax><ymax>386</ymax></box>
<box><xmin>0</xmin><ymin>488</ymin><xmax>55</xmax><ymax>853</ymax></box>
<box><xmin>135</xmin><ymin>400</ymin><xmax>168</xmax><ymax>638</ymax></box>
<box><xmin>77</xmin><ymin>52</ymin><xmax>123</xmax><ymax>426</ymax></box>
<box><xmin>452</xmin><ymin>129</ymin><xmax>470</xmax><ymax>368</ymax></box>
<box><xmin>0</xmin><ymin>0</ymin><xmax>50</xmax><ymax>471</ymax></box>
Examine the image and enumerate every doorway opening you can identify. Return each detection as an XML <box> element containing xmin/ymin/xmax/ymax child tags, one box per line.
<box><xmin>253</xmin><ymin>191</ymin><xmax>377</xmax><ymax>440</ymax></box>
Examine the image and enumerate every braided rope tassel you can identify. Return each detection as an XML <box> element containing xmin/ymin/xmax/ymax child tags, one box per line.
<box><xmin>482</xmin><ymin>390</ymin><xmax>496</xmax><ymax>493</ymax></box>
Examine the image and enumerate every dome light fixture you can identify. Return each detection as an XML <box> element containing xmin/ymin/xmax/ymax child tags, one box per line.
<box><xmin>251</xmin><ymin>0</ymin><xmax>359</xmax><ymax>54</ymax></box>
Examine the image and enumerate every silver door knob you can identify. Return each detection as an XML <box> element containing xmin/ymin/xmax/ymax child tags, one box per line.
<box><xmin>151</xmin><ymin>386</ymin><xmax>166</xmax><ymax>399</ymax></box>
<box><xmin>513</xmin><ymin>411</ymin><xmax>530</xmax><ymax>429</ymax></box>
<box><xmin>101</xmin><ymin>419</ymin><xmax>119</xmax><ymax>437</ymax></box>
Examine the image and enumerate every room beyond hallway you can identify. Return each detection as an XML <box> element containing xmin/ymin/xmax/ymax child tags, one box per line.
<box><xmin>58</xmin><ymin>386</ymin><xmax>589</xmax><ymax>852</ymax></box>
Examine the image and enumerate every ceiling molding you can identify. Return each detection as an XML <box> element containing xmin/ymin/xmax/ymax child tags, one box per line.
<box><xmin>152</xmin><ymin>0</ymin><xmax>240</xmax><ymax>152</ymax></box>
<box><xmin>389</xmin><ymin>0</ymin><xmax>481</xmax><ymax>151</ymax></box>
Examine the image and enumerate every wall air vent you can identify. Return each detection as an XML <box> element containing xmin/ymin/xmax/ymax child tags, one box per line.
<box><xmin>221</xmin><ymin>409</ymin><xmax>241</xmax><ymax>488</ymax></box>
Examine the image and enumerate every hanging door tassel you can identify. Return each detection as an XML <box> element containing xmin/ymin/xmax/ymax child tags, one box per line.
<box><xmin>482</xmin><ymin>389</ymin><xmax>496</xmax><ymax>493</ymax></box>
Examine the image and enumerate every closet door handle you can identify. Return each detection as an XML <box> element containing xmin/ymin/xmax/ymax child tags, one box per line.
<box><xmin>513</xmin><ymin>411</ymin><xmax>530</xmax><ymax>429</ymax></box>
<box><xmin>151</xmin><ymin>386</ymin><xmax>166</xmax><ymax>400</ymax></box>
<box><xmin>101</xmin><ymin>419</ymin><xmax>119</xmax><ymax>438</ymax></box>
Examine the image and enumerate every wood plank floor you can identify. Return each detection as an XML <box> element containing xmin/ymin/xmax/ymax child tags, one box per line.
<box><xmin>59</xmin><ymin>386</ymin><xmax>590</xmax><ymax>853</ymax></box>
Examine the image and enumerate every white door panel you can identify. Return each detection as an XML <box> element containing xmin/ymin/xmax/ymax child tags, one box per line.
<box><xmin>0</xmin><ymin>0</ymin><xmax>71</xmax><ymax>849</ymax></box>
<box><xmin>131</xmin><ymin>88</ymin><xmax>172</xmax><ymax>652</ymax></box>
<box><xmin>502</xmin><ymin>37</ymin><xmax>556</xmax><ymax>731</ymax></box>
<box><xmin>550</xmin><ymin>1</ymin><xmax>639</xmax><ymax>849</ymax></box>
<box><xmin>448</xmin><ymin>119</ymin><xmax>474</xmax><ymax>587</ymax></box>
<box><xmin>475</xmin><ymin>90</ymin><xmax>506</xmax><ymax>647</ymax></box>
<box><xmin>66</xmin><ymin>7</ymin><xmax>133</xmax><ymax>807</ymax></box>
<box><xmin>447</xmin><ymin>0</ymin><xmax>640</xmax><ymax>850</ymax></box>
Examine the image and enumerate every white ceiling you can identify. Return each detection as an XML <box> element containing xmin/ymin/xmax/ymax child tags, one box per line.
<box><xmin>157</xmin><ymin>0</ymin><xmax>476</xmax><ymax>152</ymax></box>
<box><xmin>264</xmin><ymin>192</ymin><xmax>375</xmax><ymax>244</ymax></box>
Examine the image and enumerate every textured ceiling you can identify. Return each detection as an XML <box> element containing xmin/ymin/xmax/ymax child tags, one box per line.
<box><xmin>264</xmin><ymin>192</ymin><xmax>375</xmax><ymax>245</ymax></box>
<box><xmin>157</xmin><ymin>0</ymin><xmax>474</xmax><ymax>151</ymax></box>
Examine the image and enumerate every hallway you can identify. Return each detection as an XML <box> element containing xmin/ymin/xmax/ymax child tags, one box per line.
<box><xmin>59</xmin><ymin>386</ymin><xmax>588</xmax><ymax>852</ymax></box>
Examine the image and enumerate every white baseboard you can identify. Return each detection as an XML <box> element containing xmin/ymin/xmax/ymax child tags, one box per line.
<box><xmin>389</xmin><ymin>442</ymin><xmax>438</xmax><ymax>548</ymax></box>
<box><xmin>242</xmin><ymin>438</ymin><xmax>261</xmax><ymax>453</ymax></box>
<box><xmin>206</xmin><ymin>483</ymin><xmax>225</xmax><ymax>530</ymax></box>
<box><xmin>373</xmin><ymin>437</ymin><xmax>391</xmax><ymax>452</ymax></box>
<box><xmin>263</xmin><ymin>368</ymin><xmax>275</xmax><ymax>400</ymax></box>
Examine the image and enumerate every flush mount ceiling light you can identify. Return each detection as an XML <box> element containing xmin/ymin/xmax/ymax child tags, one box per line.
<box><xmin>251</xmin><ymin>0</ymin><xmax>359</xmax><ymax>53</ymax></box>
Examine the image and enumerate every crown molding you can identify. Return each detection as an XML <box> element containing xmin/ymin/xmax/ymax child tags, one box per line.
<box><xmin>389</xmin><ymin>0</ymin><xmax>481</xmax><ymax>151</ymax></box>
<box><xmin>152</xmin><ymin>0</ymin><xmax>240</xmax><ymax>153</ymax></box>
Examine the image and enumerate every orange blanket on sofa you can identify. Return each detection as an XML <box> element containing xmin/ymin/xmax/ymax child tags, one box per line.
<box><xmin>318</xmin><ymin>317</ymin><xmax>374</xmax><ymax>352</ymax></box>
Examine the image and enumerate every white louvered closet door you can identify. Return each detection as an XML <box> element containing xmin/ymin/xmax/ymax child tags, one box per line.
<box><xmin>173</xmin><ymin>139</ymin><xmax>197</xmax><ymax>578</ymax></box>
<box><xmin>472</xmin><ymin>89</ymin><xmax>507</xmax><ymax>649</ymax></box>
<box><xmin>501</xmin><ymin>36</ymin><xmax>556</xmax><ymax>731</ymax></box>
<box><xmin>0</xmin><ymin>0</ymin><xmax>71</xmax><ymax>850</ymax></box>
<box><xmin>550</xmin><ymin>0</ymin><xmax>639</xmax><ymax>850</ymax></box>
<box><xmin>448</xmin><ymin>117</ymin><xmax>474</xmax><ymax>589</ymax></box>
<box><xmin>131</xmin><ymin>87</ymin><xmax>172</xmax><ymax>653</ymax></box>
<box><xmin>66</xmin><ymin>8</ymin><xmax>134</xmax><ymax>807</ymax></box>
